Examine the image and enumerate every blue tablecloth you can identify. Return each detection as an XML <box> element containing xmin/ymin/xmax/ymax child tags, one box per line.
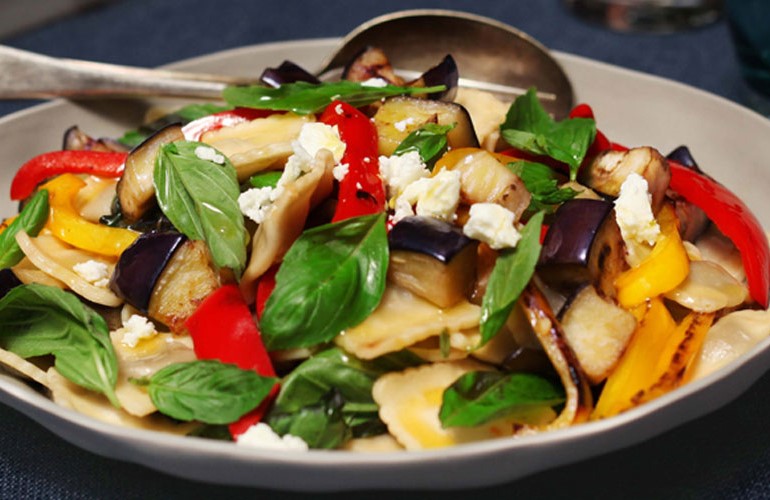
<box><xmin>0</xmin><ymin>1</ymin><xmax>768</xmax><ymax>498</ymax></box>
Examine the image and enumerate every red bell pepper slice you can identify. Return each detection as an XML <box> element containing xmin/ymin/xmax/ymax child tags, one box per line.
<box><xmin>668</xmin><ymin>161</ymin><xmax>770</xmax><ymax>308</ymax></box>
<box><xmin>11</xmin><ymin>150</ymin><xmax>127</xmax><ymax>200</ymax></box>
<box><xmin>569</xmin><ymin>103</ymin><xmax>613</xmax><ymax>156</ymax></box>
<box><xmin>255</xmin><ymin>264</ymin><xmax>278</xmax><ymax>320</ymax></box>
<box><xmin>318</xmin><ymin>100</ymin><xmax>386</xmax><ymax>222</ymax></box>
<box><xmin>182</xmin><ymin>107</ymin><xmax>276</xmax><ymax>141</ymax></box>
<box><xmin>184</xmin><ymin>284</ymin><xmax>278</xmax><ymax>438</ymax></box>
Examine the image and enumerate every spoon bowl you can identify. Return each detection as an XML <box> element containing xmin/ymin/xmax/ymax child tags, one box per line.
<box><xmin>318</xmin><ymin>10</ymin><xmax>574</xmax><ymax>119</ymax></box>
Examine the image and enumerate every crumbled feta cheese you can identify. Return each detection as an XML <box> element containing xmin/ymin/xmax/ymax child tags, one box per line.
<box><xmin>614</xmin><ymin>173</ymin><xmax>660</xmax><ymax>265</ymax></box>
<box><xmin>296</xmin><ymin>122</ymin><xmax>346</xmax><ymax>164</ymax></box>
<box><xmin>463</xmin><ymin>203</ymin><xmax>522</xmax><ymax>250</ymax></box>
<box><xmin>73</xmin><ymin>260</ymin><xmax>110</xmax><ymax>288</ymax></box>
<box><xmin>334</xmin><ymin>103</ymin><xmax>344</xmax><ymax>115</ymax></box>
<box><xmin>379</xmin><ymin>151</ymin><xmax>430</xmax><ymax>198</ymax></box>
<box><xmin>119</xmin><ymin>314</ymin><xmax>157</xmax><ymax>348</ymax></box>
<box><xmin>397</xmin><ymin>169</ymin><xmax>461</xmax><ymax>221</ymax></box>
<box><xmin>194</xmin><ymin>145</ymin><xmax>225</xmax><ymax>165</ymax></box>
<box><xmin>393</xmin><ymin>117</ymin><xmax>415</xmax><ymax>132</ymax></box>
<box><xmin>238</xmin><ymin>186</ymin><xmax>276</xmax><ymax>224</ymax></box>
<box><xmin>333</xmin><ymin>163</ymin><xmax>349</xmax><ymax>181</ymax></box>
<box><xmin>391</xmin><ymin>196</ymin><xmax>416</xmax><ymax>224</ymax></box>
<box><xmin>360</xmin><ymin>77</ymin><xmax>389</xmax><ymax>88</ymax></box>
<box><xmin>236</xmin><ymin>422</ymin><xmax>309</xmax><ymax>451</ymax></box>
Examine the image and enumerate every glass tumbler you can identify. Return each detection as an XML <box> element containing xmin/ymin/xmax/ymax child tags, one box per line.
<box><xmin>563</xmin><ymin>0</ymin><xmax>723</xmax><ymax>32</ymax></box>
<box><xmin>725</xmin><ymin>0</ymin><xmax>770</xmax><ymax>116</ymax></box>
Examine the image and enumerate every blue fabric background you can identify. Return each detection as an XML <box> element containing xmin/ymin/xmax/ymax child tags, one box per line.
<box><xmin>0</xmin><ymin>1</ymin><xmax>768</xmax><ymax>498</ymax></box>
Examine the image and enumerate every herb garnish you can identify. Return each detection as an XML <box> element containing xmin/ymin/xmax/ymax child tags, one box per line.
<box><xmin>507</xmin><ymin>160</ymin><xmax>579</xmax><ymax>212</ymax></box>
<box><xmin>440</xmin><ymin>371</ymin><xmax>565</xmax><ymax>427</ymax></box>
<box><xmin>223</xmin><ymin>81</ymin><xmax>446</xmax><ymax>115</ymax></box>
<box><xmin>0</xmin><ymin>189</ymin><xmax>49</xmax><ymax>269</ymax></box>
<box><xmin>500</xmin><ymin>88</ymin><xmax>596</xmax><ymax>181</ymax></box>
<box><xmin>154</xmin><ymin>141</ymin><xmax>248</xmax><ymax>276</ymax></box>
<box><xmin>0</xmin><ymin>284</ymin><xmax>119</xmax><ymax>406</ymax></box>
<box><xmin>393</xmin><ymin>123</ymin><xmax>455</xmax><ymax>169</ymax></box>
<box><xmin>260</xmin><ymin>213</ymin><xmax>389</xmax><ymax>350</ymax></box>
<box><xmin>480</xmin><ymin>211</ymin><xmax>544</xmax><ymax>344</ymax></box>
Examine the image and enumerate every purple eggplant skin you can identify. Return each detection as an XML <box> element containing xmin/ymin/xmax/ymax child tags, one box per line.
<box><xmin>0</xmin><ymin>268</ymin><xmax>22</xmax><ymax>300</ymax></box>
<box><xmin>110</xmin><ymin>232</ymin><xmax>187</xmax><ymax>313</ymax></box>
<box><xmin>410</xmin><ymin>55</ymin><xmax>459</xmax><ymax>101</ymax></box>
<box><xmin>62</xmin><ymin>126</ymin><xmax>129</xmax><ymax>153</ymax></box>
<box><xmin>537</xmin><ymin>198</ymin><xmax>627</xmax><ymax>298</ymax></box>
<box><xmin>259</xmin><ymin>60</ymin><xmax>320</xmax><ymax>88</ymax></box>
<box><xmin>389</xmin><ymin>216</ymin><xmax>473</xmax><ymax>263</ymax></box>
<box><xmin>666</xmin><ymin>146</ymin><xmax>710</xmax><ymax>241</ymax></box>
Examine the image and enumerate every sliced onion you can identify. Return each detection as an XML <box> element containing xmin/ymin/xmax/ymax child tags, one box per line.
<box><xmin>665</xmin><ymin>260</ymin><xmax>748</xmax><ymax>312</ymax></box>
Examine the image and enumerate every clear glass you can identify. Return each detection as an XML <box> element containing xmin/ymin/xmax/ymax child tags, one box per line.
<box><xmin>563</xmin><ymin>0</ymin><xmax>723</xmax><ymax>32</ymax></box>
<box><xmin>725</xmin><ymin>0</ymin><xmax>770</xmax><ymax>116</ymax></box>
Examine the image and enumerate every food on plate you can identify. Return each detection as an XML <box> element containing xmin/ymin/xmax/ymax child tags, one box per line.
<box><xmin>0</xmin><ymin>48</ymin><xmax>768</xmax><ymax>452</ymax></box>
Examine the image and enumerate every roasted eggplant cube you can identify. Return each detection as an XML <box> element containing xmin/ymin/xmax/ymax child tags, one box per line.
<box><xmin>538</xmin><ymin>199</ymin><xmax>627</xmax><ymax>298</ymax></box>
<box><xmin>343</xmin><ymin>46</ymin><xmax>404</xmax><ymax>85</ymax></box>
<box><xmin>559</xmin><ymin>284</ymin><xmax>637</xmax><ymax>384</ymax></box>
<box><xmin>111</xmin><ymin>232</ymin><xmax>220</xmax><ymax>332</ymax></box>
<box><xmin>373</xmin><ymin>97</ymin><xmax>479</xmax><ymax>156</ymax></box>
<box><xmin>260</xmin><ymin>60</ymin><xmax>320</xmax><ymax>88</ymax></box>
<box><xmin>387</xmin><ymin>216</ymin><xmax>477</xmax><ymax>308</ymax></box>
<box><xmin>118</xmin><ymin>123</ymin><xmax>184</xmax><ymax>223</ymax></box>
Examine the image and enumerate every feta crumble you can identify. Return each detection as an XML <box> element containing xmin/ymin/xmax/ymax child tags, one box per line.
<box><xmin>73</xmin><ymin>260</ymin><xmax>110</xmax><ymax>288</ymax></box>
<box><xmin>463</xmin><ymin>203</ymin><xmax>522</xmax><ymax>250</ymax></box>
<box><xmin>236</xmin><ymin>423</ymin><xmax>309</xmax><ymax>451</ymax></box>
<box><xmin>238</xmin><ymin>186</ymin><xmax>275</xmax><ymax>225</ymax></box>
<box><xmin>360</xmin><ymin>77</ymin><xmax>389</xmax><ymax>88</ymax></box>
<box><xmin>393</xmin><ymin>117</ymin><xmax>415</xmax><ymax>132</ymax></box>
<box><xmin>194</xmin><ymin>145</ymin><xmax>225</xmax><ymax>165</ymax></box>
<box><xmin>379</xmin><ymin>151</ymin><xmax>430</xmax><ymax>198</ymax></box>
<box><xmin>119</xmin><ymin>314</ymin><xmax>157</xmax><ymax>348</ymax></box>
<box><xmin>296</xmin><ymin>122</ymin><xmax>346</xmax><ymax>163</ymax></box>
<box><xmin>614</xmin><ymin>173</ymin><xmax>660</xmax><ymax>265</ymax></box>
<box><xmin>332</xmin><ymin>163</ymin><xmax>349</xmax><ymax>181</ymax></box>
<box><xmin>396</xmin><ymin>169</ymin><xmax>461</xmax><ymax>222</ymax></box>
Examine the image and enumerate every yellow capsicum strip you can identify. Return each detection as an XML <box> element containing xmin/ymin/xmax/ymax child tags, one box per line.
<box><xmin>42</xmin><ymin>174</ymin><xmax>138</xmax><ymax>257</ymax></box>
<box><xmin>614</xmin><ymin>204</ymin><xmax>690</xmax><ymax>308</ymax></box>
<box><xmin>592</xmin><ymin>298</ymin><xmax>676</xmax><ymax>419</ymax></box>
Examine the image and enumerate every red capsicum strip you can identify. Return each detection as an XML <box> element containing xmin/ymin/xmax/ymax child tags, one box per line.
<box><xmin>184</xmin><ymin>284</ymin><xmax>278</xmax><ymax>438</ymax></box>
<box><xmin>578</xmin><ymin>101</ymin><xmax>770</xmax><ymax>308</ymax></box>
<box><xmin>319</xmin><ymin>100</ymin><xmax>386</xmax><ymax>222</ymax></box>
<box><xmin>181</xmin><ymin>107</ymin><xmax>276</xmax><ymax>141</ymax></box>
<box><xmin>11</xmin><ymin>150</ymin><xmax>127</xmax><ymax>201</ymax></box>
<box><xmin>668</xmin><ymin>161</ymin><xmax>770</xmax><ymax>308</ymax></box>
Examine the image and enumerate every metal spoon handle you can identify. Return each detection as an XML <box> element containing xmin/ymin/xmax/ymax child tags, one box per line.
<box><xmin>0</xmin><ymin>45</ymin><xmax>251</xmax><ymax>99</ymax></box>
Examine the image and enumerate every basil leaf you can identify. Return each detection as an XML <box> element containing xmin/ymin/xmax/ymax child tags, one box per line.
<box><xmin>261</xmin><ymin>213</ymin><xmax>389</xmax><ymax>350</ymax></box>
<box><xmin>500</xmin><ymin>88</ymin><xmax>596</xmax><ymax>181</ymax></box>
<box><xmin>0</xmin><ymin>284</ymin><xmax>119</xmax><ymax>406</ymax></box>
<box><xmin>154</xmin><ymin>141</ymin><xmax>248</xmax><ymax>276</ymax></box>
<box><xmin>393</xmin><ymin>123</ymin><xmax>455</xmax><ymax>169</ymax></box>
<box><xmin>223</xmin><ymin>81</ymin><xmax>446</xmax><ymax>115</ymax></box>
<box><xmin>267</xmin><ymin>347</ymin><xmax>421</xmax><ymax>443</ymax></box>
<box><xmin>0</xmin><ymin>189</ymin><xmax>49</xmax><ymax>269</ymax></box>
<box><xmin>480</xmin><ymin>211</ymin><xmax>544</xmax><ymax>344</ymax></box>
<box><xmin>141</xmin><ymin>360</ymin><xmax>278</xmax><ymax>425</ymax></box>
<box><xmin>440</xmin><ymin>371</ymin><xmax>565</xmax><ymax>428</ymax></box>
<box><xmin>248</xmin><ymin>170</ymin><xmax>282</xmax><ymax>189</ymax></box>
<box><xmin>507</xmin><ymin>161</ymin><xmax>578</xmax><ymax>212</ymax></box>
<box><xmin>267</xmin><ymin>390</ymin><xmax>351</xmax><ymax>449</ymax></box>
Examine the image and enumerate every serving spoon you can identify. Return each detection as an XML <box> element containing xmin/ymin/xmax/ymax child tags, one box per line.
<box><xmin>0</xmin><ymin>9</ymin><xmax>574</xmax><ymax>119</ymax></box>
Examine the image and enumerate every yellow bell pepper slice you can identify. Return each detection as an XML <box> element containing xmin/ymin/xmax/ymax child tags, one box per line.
<box><xmin>615</xmin><ymin>204</ymin><xmax>690</xmax><ymax>308</ymax></box>
<box><xmin>592</xmin><ymin>298</ymin><xmax>675</xmax><ymax>419</ymax></box>
<box><xmin>42</xmin><ymin>174</ymin><xmax>138</xmax><ymax>257</ymax></box>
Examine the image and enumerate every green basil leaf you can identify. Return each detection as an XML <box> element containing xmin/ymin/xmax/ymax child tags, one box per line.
<box><xmin>0</xmin><ymin>284</ymin><xmax>119</xmax><ymax>406</ymax></box>
<box><xmin>0</xmin><ymin>189</ymin><xmax>49</xmax><ymax>269</ymax></box>
<box><xmin>223</xmin><ymin>81</ymin><xmax>446</xmax><ymax>115</ymax></box>
<box><xmin>154</xmin><ymin>141</ymin><xmax>248</xmax><ymax>276</ymax></box>
<box><xmin>507</xmin><ymin>161</ymin><xmax>578</xmax><ymax>213</ymax></box>
<box><xmin>440</xmin><ymin>371</ymin><xmax>565</xmax><ymax>428</ymax></box>
<box><xmin>267</xmin><ymin>390</ymin><xmax>351</xmax><ymax>449</ymax></box>
<box><xmin>393</xmin><ymin>123</ymin><xmax>455</xmax><ymax>169</ymax></box>
<box><xmin>143</xmin><ymin>360</ymin><xmax>278</xmax><ymax>425</ymax></box>
<box><xmin>500</xmin><ymin>88</ymin><xmax>596</xmax><ymax>181</ymax></box>
<box><xmin>261</xmin><ymin>213</ymin><xmax>389</xmax><ymax>350</ymax></box>
<box><xmin>268</xmin><ymin>347</ymin><xmax>421</xmax><ymax>444</ymax></box>
<box><xmin>248</xmin><ymin>170</ymin><xmax>282</xmax><ymax>189</ymax></box>
<box><xmin>480</xmin><ymin>211</ymin><xmax>544</xmax><ymax>344</ymax></box>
